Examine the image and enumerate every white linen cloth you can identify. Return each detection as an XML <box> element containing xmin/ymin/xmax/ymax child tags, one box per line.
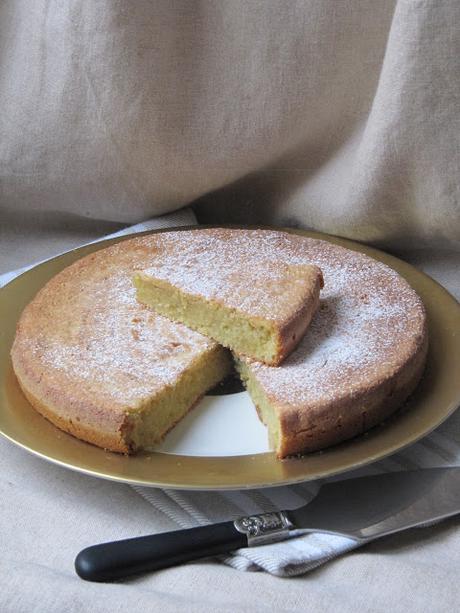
<box><xmin>1</xmin><ymin>1</ymin><xmax>459</xmax><ymax>277</ymax></box>
<box><xmin>1</xmin><ymin>211</ymin><xmax>459</xmax><ymax>583</ymax></box>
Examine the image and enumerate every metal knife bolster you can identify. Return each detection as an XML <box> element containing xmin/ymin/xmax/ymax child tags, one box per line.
<box><xmin>233</xmin><ymin>511</ymin><xmax>294</xmax><ymax>546</ymax></box>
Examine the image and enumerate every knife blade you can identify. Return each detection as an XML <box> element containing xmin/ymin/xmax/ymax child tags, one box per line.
<box><xmin>75</xmin><ymin>467</ymin><xmax>460</xmax><ymax>582</ymax></box>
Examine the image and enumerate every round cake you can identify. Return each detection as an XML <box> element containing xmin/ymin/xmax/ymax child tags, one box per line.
<box><xmin>11</xmin><ymin>229</ymin><xmax>428</xmax><ymax>456</ymax></box>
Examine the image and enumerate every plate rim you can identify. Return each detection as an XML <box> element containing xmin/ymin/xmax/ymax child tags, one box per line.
<box><xmin>1</xmin><ymin>224</ymin><xmax>459</xmax><ymax>490</ymax></box>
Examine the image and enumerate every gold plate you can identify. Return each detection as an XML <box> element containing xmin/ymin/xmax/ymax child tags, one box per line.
<box><xmin>1</xmin><ymin>227</ymin><xmax>459</xmax><ymax>490</ymax></box>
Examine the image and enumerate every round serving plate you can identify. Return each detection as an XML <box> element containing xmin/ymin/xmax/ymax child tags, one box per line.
<box><xmin>0</xmin><ymin>226</ymin><xmax>459</xmax><ymax>490</ymax></box>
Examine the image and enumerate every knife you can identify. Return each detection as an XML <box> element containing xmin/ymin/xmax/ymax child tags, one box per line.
<box><xmin>75</xmin><ymin>467</ymin><xmax>460</xmax><ymax>582</ymax></box>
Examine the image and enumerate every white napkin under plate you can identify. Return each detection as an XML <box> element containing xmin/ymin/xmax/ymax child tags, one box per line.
<box><xmin>2</xmin><ymin>210</ymin><xmax>459</xmax><ymax>577</ymax></box>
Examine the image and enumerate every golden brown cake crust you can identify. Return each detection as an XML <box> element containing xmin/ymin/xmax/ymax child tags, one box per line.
<box><xmin>136</xmin><ymin>233</ymin><xmax>325</xmax><ymax>365</ymax></box>
<box><xmin>16</xmin><ymin>375</ymin><xmax>130</xmax><ymax>453</ymax></box>
<box><xmin>235</xmin><ymin>233</ymin><xmax>428</xmax><ymax>457</ymax></box>
<box><xmin>11</xmin><ymin>235</ymin><xmax>225</xmax><ymax>452</ymax></box>
<box><xmin>276</xmin><ymin>332</ymin><xmax>428</xmax><ymax>456</ymax></box>
<box><xmin>274</xmin><ymin>267</ymin><xmax>323</xmax><ymax>363</ymax></box>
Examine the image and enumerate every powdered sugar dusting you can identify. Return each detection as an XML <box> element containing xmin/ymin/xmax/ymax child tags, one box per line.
<box><xmin>143</xmin><ymin>263</ymin><xmax>296</xmax><ymax>318</ymax></box>
<box><xmin>139</xmin><ymin>235</ymin><xmax>320</xmax><ymax>319</ymax></box>
<box><xmin>18</xmin><ymin>229</ymin><xmax>425</xmax><ymax>416</ymax></box>
<box><xmin>21</xmin><ymin>240</ymin><xmax>218</xmax><ymax>409</ymax></box>
<box><xmin>135</xmin><ymin>228</ymin><xmax>424</xmax><ymax>408</ymax></box>
<box><xmin>231</xmin><ymin>232</ymin><xmax>427</xmax><ymax>407</ymax></box>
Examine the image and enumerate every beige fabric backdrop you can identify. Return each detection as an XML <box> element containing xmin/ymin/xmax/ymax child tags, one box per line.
<box><xmin>1</xmin><ymin>0</ymin><xmax>459</xmax><ymax>274</ymax></box>
<box><xmin>1</xmin><ymin>1</ymin><xmax>459</xmax><ymax>612</ymax></box>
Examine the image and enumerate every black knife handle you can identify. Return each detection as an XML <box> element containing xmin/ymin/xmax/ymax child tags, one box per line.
<box><xmin>75</xmin><ymin>521</ymin><xmax>247</xmax><ymax>582</ymax></box>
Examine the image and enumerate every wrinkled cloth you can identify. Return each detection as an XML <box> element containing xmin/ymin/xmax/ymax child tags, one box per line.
<box><xmin>1</xmin><ymin>0</ymin><xmax>460</xmax><ymax>611</ymax></box>
<box><xmin>134</xmin><ymin>428</ymin><xmax>460</xmax><ymax>577</ymax></box>
<box><xmin>135</xmin><ymin>434</ymin><xmax>460</xmax><ymax>576</ymax></box>
<box><xmin>1</xmin><ymin>0</ymin><xmax>459</xmax><ymax>275</ymax></box>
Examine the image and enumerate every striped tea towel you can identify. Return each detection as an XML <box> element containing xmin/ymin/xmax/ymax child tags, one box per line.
<box><xmin>2</xmin><ymin>209</ymin><xmax>459</xmax><ymax>577</ymax></box>
<box><xmin>133</xmin><ymin>421</ymin><xmax>460</xmax><ymax>576</ymax></box>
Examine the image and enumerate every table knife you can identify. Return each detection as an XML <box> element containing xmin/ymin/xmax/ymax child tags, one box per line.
<box><xmin>75</xmin><ymin>467</ymin><xmax>460</xmax><ymax>582</ymax></box>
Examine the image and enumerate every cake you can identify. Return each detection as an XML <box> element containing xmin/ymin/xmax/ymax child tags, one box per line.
<box><xmin>11</xmin><ymin>228</ymin><xmax>427</xmax><ymax>457</ymax></box>
<box><xmin>134</xmin><ymin>252</ymin><xmax>323</xmax><ymax>365</ymax></box>
<box><xmin>232</xmin><ymin>234</ymin><xmax>428</xmax><ymax>457</ymax></box>
<box><xmin>10</xmin><ymin>238</ymin><xmax>232</xmax><ymax>453</ymax></box>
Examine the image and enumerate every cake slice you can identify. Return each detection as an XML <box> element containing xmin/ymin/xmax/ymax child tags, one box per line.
<box><xmin>134</xmin><ymin>260</ymin><xmax>323</xmax><ymax>366</ymax></box>
<box><xmin>233</xmin><ymin>237</ymin><xmax>428</xmax><ymax>458</ymax></box>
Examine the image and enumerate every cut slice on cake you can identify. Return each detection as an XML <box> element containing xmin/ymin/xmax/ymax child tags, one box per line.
<box><xmin>232</xmin><ymin>235</ymin><xmax>428</xmax><ymax>458</ymax></box>
<box><xmin>133</xmin><ymin>251</ymin><xmax>323</xmax><ymax>366</ymax></box>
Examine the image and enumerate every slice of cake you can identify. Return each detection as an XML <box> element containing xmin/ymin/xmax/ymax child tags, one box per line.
<box><xmin>11</xmin><ymin>238</ymin><xmax>232</xmax><ymax>453</ymax></box>
<box><xmin>133</xmin><ymin>244</ymin><xmax>323</xmax><ymax>366</ymax></box>
<box><xmin>232</xmin><ymin>235</ymin><xmax>428</xmax><ymax>458</ymax></box>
